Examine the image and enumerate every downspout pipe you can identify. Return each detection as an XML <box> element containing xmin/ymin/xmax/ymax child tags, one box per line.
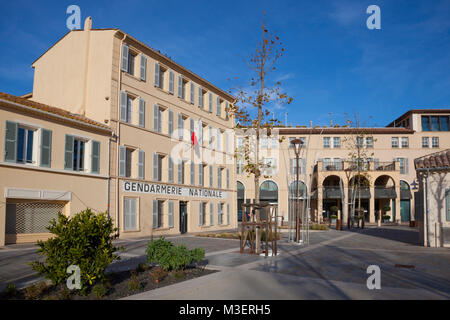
<box><xmin>115</xmin><ymin>32</ymin><xmax>127</xmax><ymax>237</ymax></box>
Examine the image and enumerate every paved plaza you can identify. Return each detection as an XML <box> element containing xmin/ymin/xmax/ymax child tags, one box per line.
<box><xmin>1</xmin><ymin>226</ymin><xmax>450</xmax><ymax>299</ymax></box>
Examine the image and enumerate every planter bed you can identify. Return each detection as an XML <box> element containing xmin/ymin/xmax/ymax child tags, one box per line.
<box><xmin>0</xmin><ymin>264</ymin><xmax>216</xmax><ymax>300</ymax></box>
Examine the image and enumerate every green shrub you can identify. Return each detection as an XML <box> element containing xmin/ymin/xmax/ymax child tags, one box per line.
<box><xmin>150</xmin><ymin>267</ymin><xmax>168</xmax><ymax>284</ymax></box>
<box><xmin>310</xmin><ymin>224</ymin><xmax>328</xmax><ymax>230</ymax></box>
<box><xmin>24</xmin><ymin>281</ymin><xmax>48</xmax><ymax>300</ymax></box>
<box><xmin>4</xmin><ymin>283</ymin><xmax>17</xmax><ymax>297</ymax></box>
<box><xmin>145</xmin><ymin>237</ymin><xmax>205</xmax><ymax>271</ymax></box>
<box><xmin>330</xmin><ymin>215</ymin><xmax>337</xmax><ymax>219</ymax></box>
<box><xmin>30</xmin><ymin>209</ymin><xmax>120</xmax><ymax>294</ymax></box>
<box><xmin>136</xmin><ymin>263</ymin><xmax>149</xmax><ymax>273</ymax></box>
<box><xmin>383</xmin><ymin>205</ymin><xmax>391</xmax><ymax>212</ymax></box>
<box><xmin>382</xmin><ymin>215</ymin><xmax>391</xmax><ymax>220</ymax></box>
<box><xmin>92</xmin><ymin>283</ymin><xmax>108</xmax><ymax>298</ymax></box>
<box><xmin>128</xmin><ymin>270</ymin><xmax>142</xmax><ymax>291</ymax></box>
<box><xmin>330</xmin><ymin>206</ymin><xmax>339</xmax><ymax>213</ymax></box>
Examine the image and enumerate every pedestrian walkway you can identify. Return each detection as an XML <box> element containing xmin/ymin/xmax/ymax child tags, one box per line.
<box><xmin>123</xmin><ymin>227</ymin><xmax>450</xmax><ymax>300</ymax></box>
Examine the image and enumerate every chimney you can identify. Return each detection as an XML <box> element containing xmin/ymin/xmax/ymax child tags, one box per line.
<box><xmin>84</xmin><ymin>17</ymin><xmax>92</xmax><ymax>30</ymax></box>
<box><xmin>310</xmin><ymin>121</ymin><xmax>313</xmax><ymax>128</ymax></box>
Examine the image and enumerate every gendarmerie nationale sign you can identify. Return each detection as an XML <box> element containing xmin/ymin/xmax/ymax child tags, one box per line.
<box><xmin>122</xmin><ymin>181</ymin><xmax>227</xmax><ymax>199</ymax></box>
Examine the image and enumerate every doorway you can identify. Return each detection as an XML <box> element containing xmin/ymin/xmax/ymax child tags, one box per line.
<box><xmin>179</xmin><ymin>201</ymin><xmax>188</xmax><ymax>234</ymax></box>
<box><xmin>400</xmin><ymin>200</ymin><xmax>410</xmax><ymax>222</ymax></box>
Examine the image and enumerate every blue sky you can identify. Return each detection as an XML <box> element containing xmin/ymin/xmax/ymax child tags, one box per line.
<box><xmin>1</xmin><ymin>0</ymin><xmax>449</xmax><ymax>127</ymax></box>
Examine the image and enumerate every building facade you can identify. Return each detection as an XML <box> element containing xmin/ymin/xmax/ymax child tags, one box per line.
<box><xmin>236</xmin><ymin>110</ymin><xmax>450</xmax><ymax>227</ymax></box>
<box><xmin>415</xmin><ymin>150</ymin><xmax>450</xmax><ymax>247</ymax></box>
<box><xmin>0</xmin><ymin>92</ymin><xmax>112</xmax><ymax>246</ymax></box>
<box><xmin>29</xmin><ymin>19</ymin><xmax>237</xmax><ymax>239</ymax></box>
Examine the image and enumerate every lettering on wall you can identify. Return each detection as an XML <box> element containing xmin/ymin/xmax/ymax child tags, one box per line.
<box><xmin>122</xmin><ymin>181</ymin><xmax>227</xmax><ymax>199</ymax></box>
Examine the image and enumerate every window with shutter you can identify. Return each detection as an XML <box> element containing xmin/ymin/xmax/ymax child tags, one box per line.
<box><xmin>216</xmin><ymin>97</ymin><xmax>221</xmax><ymax>116</ymax></box>
<box><xmin>91</xmin><ymin>140</ymin><xmax>100</xmax><ymax>174</ymax></box>
<box><xmin>209</xmin><ymin>93</ymin><xmax>213</xmax><ymax>112</ymax></box>
<box><xmin>152</xmin><ymin>199</ymin><xmax>158</xmax><ymax>228</ymax></box>
<box><xmin>138</xmin><ymin>150</ymin><xmax>145</xmax><ymax>179</ymax></box>
<box><xmin>121</xmin><ymin>44</ymin><xmax>129</xmax><ymax>72</ymax></box>
<box><xmin>227</xmin><ymin>204</ymin><xmax>230</xmax><ymax>225</ymax></box>
<box><xmin>140</xmin><ymin>54</ymin><xmax>147</xmax><ymax>81</ymax></box>
<box><xmin>124</xmin><ymin>197</ymin><xmax>136</xmax><ymax>230</ymax></box>
<box><xmin>153</xmin><ymin>153</ymin><xmax>159</xmax><ymax>181</ymax></box>
<box><xmin>40</xmin><ymin>128</ymin><xmax>52</xmax><ymax>168</ymax></box>
<box><xmin>209</xmin><ymin>165</ymin><xmax>213</xmax><ymax>187</ymax></box>
<box><xmin>168</xmin><ymin>201</ymin><xmax>174</xmax><ymax>228</ymax></box>
<box><xmin>168</xmin><ymin>110</ymin><xmax>173</xmax><ymax>136</ymax></box>
<box><xmin>64</xmin><ymin>135</ymin><xmax>74</xmax><ymax>170</ymax></box>
<box><xmin>168</xmin><ymin>156</ymin><xmax>174</xmax><ymax>182</ymax></box>
<box><xmin>120</xmin><ymin>91</ymin><xmax>127</xmax><ymax>122</ymax></box>
<box><xmin>169</xmin><ymin>71</ymin><xmax>174</xmax><ymax>94</ymax></box>
<box><xmin>178</xmin><ymin>75</ymin><xmax>182</xmax><ymax>98</ymax></box>
<box><xmin>210</xmin><ymin>203</ymin><xmax>213</xmax><ymax>226</ymax></box>
<box><xmin>199</xmin><ymin>202</ymin><xmax>203</xmax><ymax>226</ymax></box>
<box><xmin>4</xmin><ymin>121</ymin><xmax>17</xmax><ymax>163</ymax></box>
<box><xmin>119</xmin><ymin>146</ymin><xmax>126</xmax><ymax>177</ymax></box>
<box><xmin>190</xmin><ymin>82</ymin><xmax>195</xmax><ymax>104</ymax></box>
<box><xmin>153</xmin><ymin>104</ymin><xmax>159</xmax><ymax>132</ymax></box>
<box><xmin>198</xmin><ymin>87</ymin><xmax>203</xmax><ymax>108</ymax></box>
<box><xmin>139</xmin><ymin>98</ymin><xmax>145</xmax><ymax>128</ymax></box>
<box><xmin>226</xmin><ymin>168</ymin><xmax>230</xmax><ymax>189</ymax></box>
<box><xmin>190</xmin><ymin>162</ymin><xmax>195</xmax><ymax>185</ymax></box>
<box><xmin>154</xmin><ymin>62</ymin><xmax>160</xmax><ymax>88</ymax></box>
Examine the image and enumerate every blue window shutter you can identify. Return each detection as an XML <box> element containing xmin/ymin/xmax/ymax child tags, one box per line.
<box><xmin>198</xmin><ymin>87</ymin><xmax>202</xmax><ymax>107</ymax></box>
<box><xmin>121</xmin><ymin>44</ymin><xmax>129</xmax><ymax>72</ymax></box>
<box><xmin>209</xmin><ymin>93</ymin><xmax>213</xmax><ymax>112</ymax></box>
<box><xmin>168</xmin><ymin>156</ymin><xmax>174</xmax><ymax>182</ymax></box>
<box><xmin>178</xmin><ymin>113</ymin><xmax>183</xmax><ymax>140</ymax></box>
<box><xmin>190</xmin><ymin>162</ymin><xmax>195</xmax><ymax>185</ymax></box>
<box><xmin>4</xmin><ymin>121</ymin><xmax>17</xmax><ymax>162</ymax></box>
<box><xmin>153</xmin><ymin>104</ymin><xmax>159</xmax><ymax>132</ymax></box>
<box><xmin>199</xmin><ymin>203</ymin><xmax>203</xmax><ymax>226</ymax></box>
<box><xmin>130</xmin><ymin>198</ymin><xmax>136</xmax><ymax>230</ymax></box>
<box><xmin>190</xmin><ymin>82</ymin><xmax>195</xmax><ymax>104</ymax></box>
<box><xmin>227</xmin><ymin>204</ymin><xmax>230</xmax><ymax>225</ymax></box>
<box><xmin>217</xmin><ymin>203</ymin><xmax>221</xmax><ymax>225</ymax></box>
<box><xmin>178</xmin><ymin>75</ymin><xmax>182</xmax><ymax>98</ymax></box>
<box><xmin>168</xmin><ymin>110</ymin><xmax>173</xmax><ymax>136</ymax></box>
<box><xmin>123</xmin><ymin>198</ymin><xmax>130</xmax><ymax>230</ymax></box>
<box><xmin>119</xmin><ymin>146</ymin><xmax>126</xmax><ymax>177</ymax></box>
<box><xmin>140</xmin><ymin>54</ymin><xmax>147</xmax><ymax>81</ymax></box>
<box><xmin>168</xmin><ymin>201</ymin><xmax>174</xmax><ymax>228</ymax></box>
<box><xmin>64</xmin><ymin>135</ymin><xmax>74</xmax><ymax>170</ymax></box>
<box><xmin>178</xmin><ymin>161</ymin><xmax>182</xmax><ymax>184</ymax></box>
<box><xmin>152</xmin><ymin>200</ymin><xmax>158</xmax><ymax>228</ymax></box>
<box><xmin>40</xmin><ymin>128</ymin><xmax>52</xmax><ymax>167</ymax></box>
<box><xmin>210</xmin><ymin>203</ymin><xmax>213</xmax><ymax>226</ymax></box>
<box><xmin>225</xmin><ymin>101</ymin><xmax>229</xmax><ymax>118</ymax></box>
<box><xmin>120</xmin><ymin>91</ymin><xmax>127</xmax><ymax>122</ymax></box>
<box><xmin>154</xmin><ymin>62</ymin><xmax>160</xmax><ymax>87</ymax></box>
<box><xmin>139</xmin><ymin>98</ymin><xmax>145</xmax><ymax>127</ymax></box>
<box><xmin>216</xmin><ymin>97</ymin><xmax>221</xmax><ymax>116</ymax></box>
<box><xmin>138</xmin><ymin>149</ymin><xmax>145</xmax><ymax>179</ymax></box>
<box><xmin>153</xmin><ymin>152</ymin><xmax>158</xmax><ymax>181</ymax></box>
<box><xmin>169</xmin><ymin>71</ymin><xmax>174</xmax><ymax>94</ymax></box>
<box><xmin>209</xmin><ymin>165</ymin><xmax>213</xmax><ymax>187</ymax></box>
<box><xmin>91</xmin><ymin>140</ymin><xmax>100</xmax><ymax>174</ymax></box>
<box><xmin>226</xmin><ymin>168</ymin><xmax>230</xmax><ymax>189</ymax></box>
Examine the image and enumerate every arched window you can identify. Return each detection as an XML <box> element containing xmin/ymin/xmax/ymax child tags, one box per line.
<box><xmin>259</xmin><ymin>180</ymin><xmax>278</xmax><ymax>203</ymax></box>
<box><xmin>289</xmin><ymin>181</ymin><xmax>307</xmax><ymax>198</ymax></box>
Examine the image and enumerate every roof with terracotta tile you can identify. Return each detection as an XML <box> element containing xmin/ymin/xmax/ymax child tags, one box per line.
<box><xmin>414</xmin><ymin>149</ymin><xmax>450</xmax><ymax>171</ymax></box>
<box><xmin>277</xmin><ymin>127</ymin><xmax>415</xmax><ymax>135</ymax></box>
<box><xmin>0</xmin><ymin>92</ymin><xmax>112</xmax><ymax>132</ymax></box>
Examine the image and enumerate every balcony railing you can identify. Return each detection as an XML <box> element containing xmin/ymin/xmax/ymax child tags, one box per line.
<box><xmin>320</xmin><ymin>161</ymin><xmax>396</xmax><ymax>172</ymax></box>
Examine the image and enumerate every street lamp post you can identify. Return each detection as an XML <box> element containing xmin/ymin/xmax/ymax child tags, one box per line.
<box><xmin>291</xmin><ymin>138</ymin><xmax>303</xmax><ymax>243</ymax></box>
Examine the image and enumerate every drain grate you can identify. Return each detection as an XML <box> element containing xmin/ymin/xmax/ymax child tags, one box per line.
<box><xmin>395</xmin><ymin>264</ymin><xmax>415</xmax><ymax>269</ymax></box>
